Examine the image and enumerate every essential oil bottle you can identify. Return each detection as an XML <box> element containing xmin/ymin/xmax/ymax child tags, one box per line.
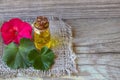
<box><xmin>33</xmin><ymin>16</ymin><xmax>51</xmax><ymax>50</ymax></box>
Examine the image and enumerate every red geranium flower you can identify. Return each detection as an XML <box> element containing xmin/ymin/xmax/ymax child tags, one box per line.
<box><xmin>0</xmin><ymin>18</ymin><xmax>32</xmax><ymax>45</ymax></box>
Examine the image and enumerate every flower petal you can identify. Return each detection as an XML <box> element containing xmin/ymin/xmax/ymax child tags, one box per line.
<box><xmin>9</xmin><ymin>18</ymin><xmax>23</xmax><ymax>31</ymax></box>
<box><xmin>0</xmin><ymin>18</ymin><xmax>33</xmax><ymax>45</ymax></box>
<box><xmin>20</xmin><ymin>22</ymin><xmax>32</xmax><ymax>32</ymax></box>
<box><xmin>1</xmin><ymin>22</ymin><xmax>11</xmax><ymax>33</ymax></box>
<box><xmin>13</xmin><ymin>36</ymin><xmax>19</xmax><ymax>44</ymax></box>
<box><xmin>1</xmin><ymin>32</ymin><xmax>16</xmax><ymax>44</ymax></box>
<box><xmin>9</xmin><ymin>18</ymin><xmax>22</xmax><ymax>25</ymax></box>
<box><xmin>19</xmin><ymin>29</ymin><xmax>32</xmax><ymax>39</ymax></box>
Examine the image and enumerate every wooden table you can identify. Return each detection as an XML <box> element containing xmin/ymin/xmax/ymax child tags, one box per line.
<box><xmin>0</xmin><ymin>0</ymin><xmax>120</xmax><ymax>80</ymax></box>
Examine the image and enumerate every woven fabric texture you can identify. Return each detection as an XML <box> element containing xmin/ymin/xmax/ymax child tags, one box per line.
<box><xmin>0</xmin><ymin>17</ymin><xmax>77</xmax><ymax>79</ymax></box>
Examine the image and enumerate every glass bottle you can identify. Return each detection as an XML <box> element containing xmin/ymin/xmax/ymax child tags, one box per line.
<box><xmin>33</xmin><ymin>16</ymin><xmax>51</xmax><ymax>50</ymax></box>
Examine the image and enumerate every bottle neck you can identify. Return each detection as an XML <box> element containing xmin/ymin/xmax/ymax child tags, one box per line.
<box><xmin>34</xmin><ymin>27</ymin><xmax>49</xmax><ymax>34</ymax></box>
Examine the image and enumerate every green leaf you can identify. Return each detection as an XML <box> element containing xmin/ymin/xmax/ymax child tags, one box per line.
<box><xmin>28</xmin><ymin>46</ymin><xmax>55</xmax><ymax>70</ymax></box>
<box><xmin>2</xmin><ymin>38</ymin><xmax>36</xmax><ymax>69</ymax></box>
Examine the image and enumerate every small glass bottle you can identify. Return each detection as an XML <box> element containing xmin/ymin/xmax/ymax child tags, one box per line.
<box><xmin>33</xmin><ymin>16</ymin><xmax>51</xmax><ymax>50</ymax></box>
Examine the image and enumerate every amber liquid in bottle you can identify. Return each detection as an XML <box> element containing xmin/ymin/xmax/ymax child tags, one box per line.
<box><xmin>34</xmin><ymin>28</ymin><xmax>50</xmax><ymax>49</ymax></box>
<box><xmin>33</xmin><ymin>16</ymin><xmax>51</xmax><ymax>50</ymax></box>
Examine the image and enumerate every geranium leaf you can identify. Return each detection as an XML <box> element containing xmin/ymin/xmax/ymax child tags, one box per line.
<box><xmin>2</xmin><ymin>38</ymin><xmax>36</xmax><ymax>69</ymax></box>
<box><xmin>28</xmin><ymin>49</ymin><xmax>39</xmax><ymax>62</ymax></box>
<box><xmin>28</xmin><ymin>46</ymin><xmax>55</xmax><ymax>70</ymax></box>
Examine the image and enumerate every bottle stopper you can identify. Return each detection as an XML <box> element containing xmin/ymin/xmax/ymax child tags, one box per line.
<box><xmin>34</xmin><ymin>16</ymin><xmax>49</xmax><ymax>30</ymax></box>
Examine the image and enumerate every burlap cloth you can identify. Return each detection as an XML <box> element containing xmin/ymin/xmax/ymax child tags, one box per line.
<box><xmin>0</xmin><ymin>17</ymin><xmax>77</xmax><ymax>79</ymax></box>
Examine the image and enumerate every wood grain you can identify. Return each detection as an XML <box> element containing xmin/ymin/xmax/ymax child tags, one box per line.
<box><xmin>77</xmin><ymin>53</ymin><xmax>120</xmax><ymax>67</ymax></box>
<box><xmin>65</xmin><ymin>18</ymin><xmax>120</xmax><ymax>53</ymax></box>
<box><xmin>0</xmin><ymin>0</ymin><xmax>120</xmax><ymax>19</ymax></box>
<box><xmin>0</xmin><ymin>0</ymin><xmax>120</xmax><ymax>80</ymax></box>
<box><xmin>78</xmin><ymin>65</ymin><xmax>120</xmax><ymax>80</ymax></box>
<box><xmin>76</xmin><ymin>51</ymin><xmax>120</xmax><ymax>80</ymax></box>
<box><xmin>65</xmin><ymin>18</ymin><xmax>120</xmax><ymax>80</ymax></box>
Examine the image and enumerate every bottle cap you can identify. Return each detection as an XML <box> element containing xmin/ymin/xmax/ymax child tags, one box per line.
<box><xmin>34</xmin><ymin>16</ymin><xmax>49</xmax><ymax>30</ymax></box>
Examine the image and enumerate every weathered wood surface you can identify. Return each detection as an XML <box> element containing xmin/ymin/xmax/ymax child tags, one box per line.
<box><xmin>0</xmin><ymin>0</ymin><xmax>120</xmax><ymax>80</ymax></box>
<box><xmin>66</xmin><ymin>19</ymin><xmax>120</xmax><ymax>53</ymax></box>
<box><xmin>65</xmin><ymin>19</ymin><xmax>120</xmax><ymax>80</ymax></box>
<box><xmin>0</xmin><ymin>0</ymin><xmax>120</xmax><ymax>19</ymax></box>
